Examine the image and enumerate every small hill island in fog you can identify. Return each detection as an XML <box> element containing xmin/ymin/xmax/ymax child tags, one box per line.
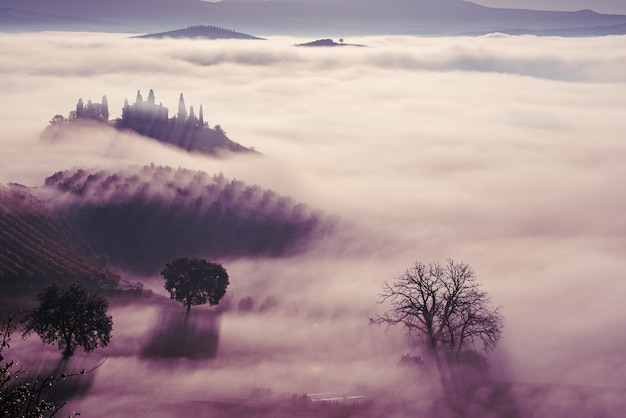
<box><xmin>44</xmin><ymin>89</ymin><xmax>255</xmax><ymax>156</ymax></box>
<box><xmin>133</xmin><ymin>25</ymin><xmax>264</xmax><ymax>40</ymax></box>
<box><xmin>296</xmin><ymin>38</ymin><xmax>367</xmax><ymax>48</ymax></box>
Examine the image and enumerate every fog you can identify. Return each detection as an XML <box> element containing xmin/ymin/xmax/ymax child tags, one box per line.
<box><xmin>1</xmin><ymin>32</ymin><xmax>625</xmax><ymax>416</ymax></box>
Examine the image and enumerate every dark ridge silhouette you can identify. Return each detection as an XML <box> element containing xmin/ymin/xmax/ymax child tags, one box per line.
<box><xmin>464</xmin><ymin>22</ymin><xmax>626</xmax><ymax>37</ymax></box>
<box><xmin>0</xmin><ymin>6</ymin><xmax>119</xmax><ymax>32</ymax></box>
<box><xmin>296</xmin><ymin>38</ymin><xmax>367</xmax><ymax>47</ymax></box>
<box><xmin>42</xmin><ymin>90</ymin><xmax>255</xmax><ymax>156</ymax></box>
<box><xmin>0</xmin><ymin>184</ymin><xmax>120</xmax><ymax>289</ymax></box>
<box><xmin>43</xmin><ymin>165</ymin><xmax>335</xmax><ymax>275</ymax></box>
<box><xmin>133</xmin><ymin>25</ymin><xmax>264</xmax><ymax>40</ymax></box>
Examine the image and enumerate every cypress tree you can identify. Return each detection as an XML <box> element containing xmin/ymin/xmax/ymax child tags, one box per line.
<box><xmin>76</xmin><ymin>98</ymin><xmax>84</xmax><ymax>118</ymax></box>
<box><xmin>123</xmin><ymin>98</ymin><xmax>130</xmax><ymax>119</ymax></box>
<box><xmin>178</xmin><ymin>93</ymin><xmax>188</xmax><ymax>120</ymax></box>
<box><xmin>101</xmin><ymin>95</ymin><xmax>109</xmax><ymax>121</ymax></box>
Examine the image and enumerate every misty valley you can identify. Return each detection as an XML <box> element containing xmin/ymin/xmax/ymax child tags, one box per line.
<box><xmin>1</xmin><ymin>29</ymin><xmax>626</xmax><ymax>418</ymax></box>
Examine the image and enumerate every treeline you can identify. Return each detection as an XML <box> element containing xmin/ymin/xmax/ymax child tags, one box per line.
<box><xmin>186</xmin><ymin>25</ymin><xmax>237</xmax><ymax>33</ymax></box>
<box><xmin>45</xmin><ymin>89</ymin><xmax>254</xmax><ymax>156</ymax></box>
<box><xmin>44</xmin><ymin>165</ymin><xmax>334</xmax><ymax>275</ymax></box>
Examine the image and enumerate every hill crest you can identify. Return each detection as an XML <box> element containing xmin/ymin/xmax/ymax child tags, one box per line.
<box><xmin>133</xmin><ymin>25</ymin><xmax>264</xmax><ymax>40</ymax></box>
<box><xmin>42</xmin><ymin>89</ymin><xmax>255</xmax><ymax>156</ymax></box>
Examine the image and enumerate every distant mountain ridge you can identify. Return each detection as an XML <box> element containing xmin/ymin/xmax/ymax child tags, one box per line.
<box><xmin>2</xmin><ymin>0</ymin><xmax>626</xmax><ymax>36</ymax></box>
<box><xmin>464</xmin><ymin>22</ymin><xmax>626</xmax><ymax>36</ymax></box>
<box><xmin>0</xmin><ymin>6</ymin><xmax>121</xmax><ymax>32</ymax></box>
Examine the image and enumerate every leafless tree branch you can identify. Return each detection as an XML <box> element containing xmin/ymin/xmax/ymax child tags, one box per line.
<box><xmin>372</xmin><ymin>260</ymin><xmax>503</xmax><ymax>357</ymax></box>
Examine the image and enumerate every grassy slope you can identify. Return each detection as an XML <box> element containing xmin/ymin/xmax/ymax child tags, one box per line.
<box><xmin>0</xmin><ymin>184</ymin><xmax>119</xmax><ymax>290</ymax></box>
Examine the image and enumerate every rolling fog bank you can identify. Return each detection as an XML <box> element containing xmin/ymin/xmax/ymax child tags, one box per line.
<box><xmin>1</xmin><ymin>32</ymin><xmax>625</xmax><ymax>416</ymax></box>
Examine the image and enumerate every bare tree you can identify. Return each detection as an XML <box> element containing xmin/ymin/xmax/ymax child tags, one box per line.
<box><xmin>372</xmin><ymin>260</ymin><xmax>503</xmax><ymax>357</ymax></box>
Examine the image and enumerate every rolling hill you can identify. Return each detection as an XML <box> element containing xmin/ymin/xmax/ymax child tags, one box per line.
<box><xmin>0</xmin><ymin>184</ymin><xmax>119</xmax><ymax>289</ymax></box>
<box><xmin>42</xmin><ymin>90</ymin><xmax>255</xmax><ymax>156</ymax></box>
<box><xmin>43</xmin><ymin>166</ymin><xmax>335</xmax><ymax>275</ymax></box>
<box><xmin>134</xmin><ymin>25</ymin><xmax>263</xmax><ymax>40</ymax></box>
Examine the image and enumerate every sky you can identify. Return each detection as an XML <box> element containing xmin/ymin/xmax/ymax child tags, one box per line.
<box><xmin>471</xmin><ymin>0</ymin><xmax>626</xmax><ymax>14</ymax></box>
<box><xmin>1</xmin><ymin>32</ymin><xmax>626</xmax><ymax>416</ymax></box>
<box><xmin>199</xmin><ymin>0</ymin><xmax>626</xmax><ymax>15</ymax></box>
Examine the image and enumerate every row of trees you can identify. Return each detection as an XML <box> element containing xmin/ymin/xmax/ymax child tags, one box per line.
<box><xmin>2</xmin><ymin>257</ymin><xmax>229</xmax><ymax>416</ymax></box>
<box><xmin>19</xmin><ymin>257</ymin><xmax>229</xmax><ymax>358</ymax></box>
<box><xmin>76</xmin><ymin>97</ymin><xmax>109</xmax><ymax>121</ymax></box>
<box><xmin>121</xmin><ymin>90</ymin><xmax>207</xmax><ymax>127</ymax></box>
<box><xmin>44</xmin><ymin>90</ymin><xmax>254</xmax><ymax>156</ymax></box>
<box><xmin>18</xmin><ymin>257</ymin><xmax>500</xmax><ymax>360</ymax></box>
<box><xmin>19</xmin><ymin>258</ymin><xmax>501</xmax><ymax>369</ymax></box>
<box><xmin>48</xmin><ymin>90</ymin><xmax>208</xmax><ymax>129</ymax></box>
<box><xmin>6</xmin><ymin>257</ymin><xmax>501</xmax><ymax>416</ymax></box>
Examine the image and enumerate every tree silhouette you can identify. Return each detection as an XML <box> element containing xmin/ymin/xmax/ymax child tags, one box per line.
<box><xmin>178</xmin><ymin>93</ymin><xmax>187</xmax><ymax>120</ymax></box>
<box><xmin>147</xmin><ymin>89</ymin><xmax>156</xmax><ymax>105</ymax></box>
<box><xmin>22</xmin><ymin>282</ymin><xmax>113</xmax><ymax>357</ymax></box>
<box><xmin>49</xmin><ymin>114</ymin><xmax>66</xmax><ymax>126</ymax></box>
<box><xmin>75</xmin><ymin>98</ymin><xmax>84</xmax><ymax>118</ymax></box>
<box><xmin>101</xmin><ymin>95</ymin><xmax>109</xmax><ymax>121</ymax></box>
<box><xmin>123</xmin><ymin>97</ymin><xmax>130</xmax><ymax>117</ymax></box>
<box><xmin>161</xmin><ymin>257</ymin><xmax>229</xmax><ymax>317</ymax></box>
<box><xmin>372</xmin><ymin>260</ymin><xmax>502</xmax><ymax>358</ymax></box>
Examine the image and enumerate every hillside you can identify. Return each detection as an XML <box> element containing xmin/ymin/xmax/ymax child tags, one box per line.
<box><xmin>0</xmin><ymin>184</ymin><xmax>119</xmax><ymax>289</ymax></box>
<box><xmin>134</xmin><ymin>25</ymin><xmax>264</xmax><ymax>40</ymax></box>
<box><xmin>43</xmin><ymin>166</ymin><xmax>334</xmax><ymax>275</ymax></box>
<box><xmin>42</xmin><ymin>90</ymin><xmax>255</xmax><ymax>156</ymax></box>
<box><xmin>296</xmin><ymin>38</ymin><xmax>367</xmax><ymax>47</ymax></box>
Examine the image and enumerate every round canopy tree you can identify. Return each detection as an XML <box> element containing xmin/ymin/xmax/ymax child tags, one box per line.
<box><xmin>22</xmin><ymin>282</ymin><xmax>113</xmax><ymax>357</ymax></box>
<box><xmin>161</xmin><ymin>257</ymin><xmax>229</xmax><ymax>315</ymax></box>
